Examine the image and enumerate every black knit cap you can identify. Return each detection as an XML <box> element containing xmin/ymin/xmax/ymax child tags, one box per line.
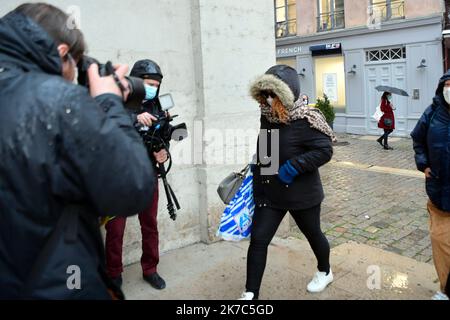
<box><xmin>265</xmin><ymin>65</ymin><xmax>300</xmax><ymax>101</ymax></box>
<box><xmin>130</xmin><ymin>59</ymin><xmax>163</xmax><ymax>82</ymax></box>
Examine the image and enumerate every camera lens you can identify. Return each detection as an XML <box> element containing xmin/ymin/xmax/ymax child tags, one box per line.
<box><xmin>123</xmin><ymin>76</ymin><xmax>146</xmax><ymax>111</ymax></box>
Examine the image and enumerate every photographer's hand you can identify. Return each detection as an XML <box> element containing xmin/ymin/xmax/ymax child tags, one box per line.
<box><xmin>137</xmin><ymin>113</ymin><xmax>157</xmax><ymax>127</ymax></box>
<box><xmin>88</xmin><ymin>63</ymin><xmax>130</xmax><ymax>100</ymax></box>
<box><xmin>154</xmin><ymin>149</ymin><xmax>168</xmax><ymax>164</ymax></box>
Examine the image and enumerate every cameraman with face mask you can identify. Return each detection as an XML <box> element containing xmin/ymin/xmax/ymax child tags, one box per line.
<box><xmin>0</xmin><ymin>3</ymin><xmax>155</xmax><ymax>299</ymax></box>
<box><xmin>105</xmin><ymin>60</ymin><xmax>168</xmax><ymax>291</ymax></box>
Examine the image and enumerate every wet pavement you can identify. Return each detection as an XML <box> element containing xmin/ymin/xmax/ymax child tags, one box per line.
<box><xmin>291</xmin><ymin>134</ymin><xmax>432</xmax><ymax>264</ymax></box>
<box><xmin>124</xmin><ymin>238</ymin><xmax>438</xmax><ymax>300</ymax></box>
<box><xmin>122</xmin><ymin>134</ymin><xmax>439</xmax><ymax>300</ymax></box>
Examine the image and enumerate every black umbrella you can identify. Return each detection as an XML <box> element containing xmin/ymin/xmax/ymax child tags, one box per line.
<box><xmin>375</xmin><ymin>85</ymin><xmax>409</xmax><ymax>97</ymax></box>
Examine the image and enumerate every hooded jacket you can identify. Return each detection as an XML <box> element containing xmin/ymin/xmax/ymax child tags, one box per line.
<box><xmin>411</xmin><ymin>70</ymin><xmax>450</xmax><ymax>213</ymax></box>
<box><xmin>130</xmin><ymin>59</ymin><xmax>164</xmax><ymax>115</ymax></box>
<box><xmin>250</xmin><ymin>65</ymin><xmax>333</xmax><ymax>210</ymax></box>
<box><xmin>0</xmin><ymin>12</ymin><xmax>155</xmax><ymax>299</ymax></box>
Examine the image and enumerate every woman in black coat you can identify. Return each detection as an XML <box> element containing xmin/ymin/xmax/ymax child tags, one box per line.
<box><xmin>239</xmin><ymin>65</ymin><xmax>336</xmax><ymax>300</ymax></box>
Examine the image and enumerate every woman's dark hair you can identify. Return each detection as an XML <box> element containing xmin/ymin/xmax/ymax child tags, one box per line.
<box><xmin>382</xmin><ymin>92</ymin><xmax>391</xmax><ymax>102</ymax></box>
<box><xmin>15</xmin><ymin>3</ymin><xmax>86</xmax><ymax>61</ymax></box>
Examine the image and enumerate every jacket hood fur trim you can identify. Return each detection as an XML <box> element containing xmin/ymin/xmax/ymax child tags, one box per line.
<box><xmin>250</xmin><ymin>74</ymin><xmax>295</xmax><ymax>110</ymax></box>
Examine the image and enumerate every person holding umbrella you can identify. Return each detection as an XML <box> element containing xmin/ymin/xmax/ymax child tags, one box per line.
<box><xmin>376</xmin><ymin>91</ymin><xmax>396</xmax><ymax>150</ymax></box>
<box><xmin>374</xmin><ymin>86</ymin><xmax>409</xmax><ymax>150</ymax></box>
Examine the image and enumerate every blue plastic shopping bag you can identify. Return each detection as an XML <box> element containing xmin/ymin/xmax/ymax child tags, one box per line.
<box><xmin>217</xmin><ymin>171</ymin><xmax>255</xmax><ymax>241</ymax></box>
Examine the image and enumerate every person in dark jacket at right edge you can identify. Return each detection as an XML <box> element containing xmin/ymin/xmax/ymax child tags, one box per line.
<box><xmin>239</xmin><ymin>65</ymin><xmax>336</xmax><ymax>300</ymax></box>
<box><xmin>411</xmin><ymin>70</ymin><xmax>450</xmax><ymax>301</ymax></box>
<box><xmin>0</xmin><ymin>4</ymin><xmax>155</xmax><ymax>299</ymax></box>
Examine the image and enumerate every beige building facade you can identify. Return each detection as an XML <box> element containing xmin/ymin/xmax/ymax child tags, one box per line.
<box><xmin>276</xmin><ymin>0</ymin><xmax>445</xmax><ymax>136</ymax></box>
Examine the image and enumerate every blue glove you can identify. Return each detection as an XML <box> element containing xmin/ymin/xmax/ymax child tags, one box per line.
<box><xmin>278</xmin><ymin>160</ymin><xmax>299</xmax><ymax>185</ymax></box>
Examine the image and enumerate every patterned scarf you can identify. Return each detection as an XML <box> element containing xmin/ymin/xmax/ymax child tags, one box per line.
<box><xmin>260</xmin><ymin>99</ymin><xmax>337</xmax><ymax>142</ymax></box>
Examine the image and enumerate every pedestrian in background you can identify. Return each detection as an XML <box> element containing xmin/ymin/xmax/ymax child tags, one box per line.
<box><xmin>301</xmin><ymin>93</ymin><xmax>309</xmax><ymax>106</ymax></box>
<box><xmin>377</xmin><ymin>92</ymin><xmax>396</xmax><ymax>150</ymax></box>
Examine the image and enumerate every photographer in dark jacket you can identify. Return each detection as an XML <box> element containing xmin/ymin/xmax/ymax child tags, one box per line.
<box><xmin>105</xmin><ymin>59</ymin><xmax>168</xmax><ymax>290</ymax></box>
<box><xmin>0</xmin><ymin>3</ymin><xmax>155</xmax><ymax>299</ymax></box>
<box><xmin>239</xmin><ymin>65</ymin><xmax>336</xmax><ymax>300</ymax></box>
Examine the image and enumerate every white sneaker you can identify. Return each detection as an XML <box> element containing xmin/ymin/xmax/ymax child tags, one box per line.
<box><xmin>307</xmin><ymin>270</ymin><xmax>334</xmax><ymax>293</ymax></box>
<box><xmin>432</xmin><ymin>291</ymin><xmax>449</xmax><ymax>300</ymax></box>
<box><xmin>238</xmin><ymin>292</ymin><xmax>255</xmax><ymax>300</ymax></box>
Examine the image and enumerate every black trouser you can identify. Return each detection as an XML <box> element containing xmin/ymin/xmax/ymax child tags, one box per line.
<box><xmin>246</xmin><ymin>204</ymin><xmax>330</xmax><ymax>299</ymax></box>
<box><xmin>379</xmin><ymin>129</ymin><xmax>393</xmax><ymax>146</ymax></box>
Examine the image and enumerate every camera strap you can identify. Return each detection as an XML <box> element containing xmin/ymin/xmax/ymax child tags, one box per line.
<box><xmin>105</xmin><ymin>61</ymin><xmax>126</xmax><ymax>100</ymax></box>
<box><xmin>112</xmin><ymin>72</ymin><xmax>126</xmax><ymax>98</ymax></box>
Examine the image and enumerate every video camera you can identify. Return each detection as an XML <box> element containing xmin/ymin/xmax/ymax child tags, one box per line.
<box><xmin>136</xmin><ymin>94</ymin><xmax>188</xmax><ymax>221</ymax></box>
<box><xmin>136</xmin><ymin>93</ymin><xmax>188</xmax><ymax>154</ymax></box>
<box><xmin>76</xmin><ymin>55</ymin><xmax>146</xmax><ymax>111</ymax></box>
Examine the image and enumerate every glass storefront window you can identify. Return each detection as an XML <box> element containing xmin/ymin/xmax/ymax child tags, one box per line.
<box><xmin>314</xmin><ymin>55</ymin><xmax>346</xmax><ymax>113</ymax></box>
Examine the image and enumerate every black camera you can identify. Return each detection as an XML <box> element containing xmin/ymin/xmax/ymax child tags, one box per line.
<box><xmin>77</xmin><ymin>56</ymin><xmax>146</xmax><ymax>111</ymax></box>
<box><xmin>136</xmin><ymin>94</ymin><xmax>188</xmax><ymax>221</ymax></box>
<box><xmin>136</xmin><ymin>94</ymin><xmax>188</xmax><ymax>154</ymax></box>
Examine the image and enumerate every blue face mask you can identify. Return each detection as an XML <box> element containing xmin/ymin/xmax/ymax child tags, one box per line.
<box><xmin>144</xmin><ymin>85</ymin><xmax>158</xmax><ymax>100</ymax></box>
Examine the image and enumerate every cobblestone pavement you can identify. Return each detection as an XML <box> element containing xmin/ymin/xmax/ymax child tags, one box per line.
<box><xmin>333</xmin><ymin>133</ymin><xmax>417</xmax><ymax>170</ymax></box>
<box><xmin>291</xmin><ymin>134</ymin><xmax>433</xmax><ymax>264</ymax></box>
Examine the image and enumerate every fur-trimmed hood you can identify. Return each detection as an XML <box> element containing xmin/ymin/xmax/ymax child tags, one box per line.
<box><xmin>250</xmin><ymin>65</ymin><xmax>300</xmax><ymax>110</ymax></box>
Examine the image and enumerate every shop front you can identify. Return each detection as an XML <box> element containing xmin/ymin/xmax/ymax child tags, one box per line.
<box><xmin>276</xmin><ymin>15</ymin><xmax>443</xmax><ymax>136</ymax></box>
